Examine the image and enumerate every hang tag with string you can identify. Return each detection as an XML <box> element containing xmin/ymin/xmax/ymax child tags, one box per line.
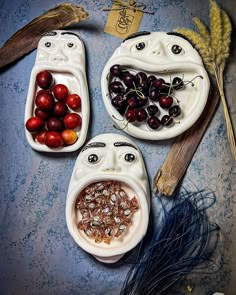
<box><xmin>103</xmin><ymin>0</ymin><xmax>153</xmax><ymax>39</ymax></box>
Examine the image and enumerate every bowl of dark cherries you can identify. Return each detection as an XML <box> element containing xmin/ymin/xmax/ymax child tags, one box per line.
<box><xmin>105</xmin><ymin>64</ymin><xmax>207</xmax><ymax>140</ymax></box>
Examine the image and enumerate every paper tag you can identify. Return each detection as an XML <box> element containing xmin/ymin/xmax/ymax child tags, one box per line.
<box><xmin>104</xmin><ymin>4</ymin><xmax>143</xmax><ymax>39</ymax></box>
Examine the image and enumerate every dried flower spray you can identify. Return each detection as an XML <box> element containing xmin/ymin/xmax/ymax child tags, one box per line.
<box><xmin>176</xmin><ymin>0</ymin><xmax>235</xmax><ymax>161</ymax></box>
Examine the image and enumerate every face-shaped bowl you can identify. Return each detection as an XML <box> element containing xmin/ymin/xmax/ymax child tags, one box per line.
<box><xmin>24</xmin><ymin>30</ymin><xmax>89</xmax><ymax>152</ymax></box>
<box><xmin>101</xmin><ymin>31</ymin><xmax>210</xmax><ymax>140</ymax></box>
<box><xmin>66</xmin><ymin>133</ymin><xmax>150</xmax><ymax>263</ymax></box>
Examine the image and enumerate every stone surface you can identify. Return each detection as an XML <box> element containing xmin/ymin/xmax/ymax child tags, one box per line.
<box><xmin>0</xmin><ymin>0</ymin><xmax>235</xmax><ymax>294</ymax></box>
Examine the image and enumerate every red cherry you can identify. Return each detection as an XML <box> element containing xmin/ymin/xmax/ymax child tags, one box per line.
<box><xmin>35</xmin><ymin>130</ymin><xmax>47</xmax><ymax>144</ymax></box>
<box><xmin>127</xmin><ymin>98</ymin><xmax>138</xmax><ymax>109</ymax></box>
<box><xmin>47</xmin><ymin>117</ymin><xmax>64</xmax><ymax>132</ymax></box>
<box><xmin>66</xmin><ymin>94</ymin><xmax>81</xmax><ymax>110</ymax></box>
<box><xmin>64</xmin><ymin>113</ymin><xmax>82</xmax><ymax>129</ymax></box>
<box><xmin>34</xmin><ymin>108</ymin><xmax>51</xmax><ymax>121</ymax></box>
<box><xmin>45</xmin><ymin>131</ymin><xmax>63</xmax><ymax>148</ymax></box>
<box><xmin>53</xmin><ymin>101</ymin><xmax>68</xmax><ymax>117</ymax></box>
<box><xmin>125</xmin><ymin>109</ymin><xmax>136</xmax><ymax>122</ymax></box>
<box><xmin>136</xmin><ymin>109</ymin><xmax>147</xmax><ymax>122</ymax></box>
<box><xmin>36</xmin><ymin>89</ymin><xmax>51</xmax><ymax>96</ymax></box>
<box><xmin>25</xmin><ymin>117</ymin><xmax>44</xmax><ymax>132</ymax></box>
<box><xmin>152</xmin><ymin>78</ymin><xmax>165</xmax><ymax>89</ymax></box>
<box><xmin>159</xmin><ymin>95</ymin><xmax>173</xmax><ymax>109</ymax></box>
<box><xmin>35</xmin><ymin>92</ymin><xmax>54</xmax><ymax>111</ymax></box>
<box><xmin>53</xmin><ymin>84</ymin><xmax>69</xmax><ymax>101</ymax></box>
<box><xmin>36</xmin><ymin>71</ymin><xmax>53</xmax><ymax>89</ymax></box>
<box><xmin>147</xmin><ymin>117</ymin><xmax>161</xmax><ymax>129</ymax></box>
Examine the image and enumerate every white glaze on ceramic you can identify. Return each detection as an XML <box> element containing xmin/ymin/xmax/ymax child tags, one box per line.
<box><xmin>25</xmin><ymin>30</ymin><xmax>90</xmax><ymax>152</ymax></box>
<box><xmin>101</xmin><ymin>31</ymin><xmax>210</xmax><ymax>140</ymax></box>
<box><xmin>66</xmin><ymin>133</ymin><xmax>150</xmax><ymax>263</ymax></box>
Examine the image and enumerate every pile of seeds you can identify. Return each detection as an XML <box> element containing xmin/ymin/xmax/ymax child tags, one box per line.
<box><xmin>76</xmin><ymin>181</ymin><xmax>139</xmax><ymax>244</ymax></box>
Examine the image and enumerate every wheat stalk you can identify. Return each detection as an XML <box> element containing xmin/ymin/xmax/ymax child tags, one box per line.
<box><xmin>192</xmin><ymin>17</ymin><xmax>210</xmax><ymax>45</ymax></box>
<box><xmin>176</xmin><ymin>0</ymin><xmax>235</xmax><ymax>161</ymax></box>
<box><xmin>176</xmin><ymin>28</ymin><xmax>214</xmax><ymax>75</ymax></box>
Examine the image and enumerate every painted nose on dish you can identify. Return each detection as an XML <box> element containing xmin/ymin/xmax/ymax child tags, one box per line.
<box><xmin>151</xmin><ymin>40</ymin><xmax>165</xmax><ymax>56</ymax></box>
<box><xmin>51</xmin><ymin>48</ymin><xmax>68</xmax><ymax>63</ymax></box>
<box><xmin>101</xmin><ymin>152</ymin><xmax>121</xmax><ymax>172</ymax></box>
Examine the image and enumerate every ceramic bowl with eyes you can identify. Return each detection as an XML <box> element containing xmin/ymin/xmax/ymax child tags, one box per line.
<box><xmin>101</xmin><ymin>31</ymin><xmax>210</xmax><ymax>140</ymax></box>
<box><xmin>25</xmin><ymin>30</ymin><xmax>90</xmax><ymax>152</ymax></box>
<box><xmin>66</xmin><ymin>133</ymin><xmax>150</xmax><ymax>263</ymax></box>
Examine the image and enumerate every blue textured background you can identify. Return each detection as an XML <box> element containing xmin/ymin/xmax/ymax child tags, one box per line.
<box><xmin>0</xmin><ymin>1</ymin><xmax>235</xmax><ymax>294</ymax></box>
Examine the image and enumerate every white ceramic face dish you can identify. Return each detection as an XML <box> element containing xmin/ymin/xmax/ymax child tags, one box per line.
<box><xmin>101</xmin><ymin>31</ymin><xmax>210</xmax><ymax>140</ymax></box>
<box><xmin>25</xmin><ymin>30</ymin><xmax>89</xmax><ymax>152</ymax></box>
<box><xmin>66</xmin><ymin>133</ymin><xmax>150</xmax><ymax>263</ymax></box>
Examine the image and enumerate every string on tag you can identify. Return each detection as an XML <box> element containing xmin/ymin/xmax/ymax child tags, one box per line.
<box><xmin>102</xmin><ymin>0</ymin><xmax>155</xmax><ymax>15</ymax></box>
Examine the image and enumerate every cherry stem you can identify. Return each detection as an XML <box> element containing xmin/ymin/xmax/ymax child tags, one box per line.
<box><xmin>168</xmin><ymin>75</ymin><xmax>173</xmax><ymax>96</ymax></box>
<box><xmin>136</xmin><ymin>73</ymin><xmax>143</xmax><ymax>84</ymax></box>
<box><xmin>126</xmin><ymin>83</ymin><xmax>145</xmax><ymax>99</ymax></box>
<box><xmin>112</xmin><ymin>114</ymin><xmax>124</xmax><ymax>121</ymax></box>
<box><xmin>184</xmin><ymin>75</ymin><xmax>203</xmax><ymax>87</ymax></box>
<box><xmin>171</xmin><ymin>94</ymin><xmax>181</xmax><ymax>104</ymax></box>
<box><xmin>112</xmin><ymin>105</ymin><xmax>130</xmax><ymax>122</ymax></box>
<box><xmin>113</xmin><ymin>120</ymin><xmax>129</xmax><ymax>131</ymax></box>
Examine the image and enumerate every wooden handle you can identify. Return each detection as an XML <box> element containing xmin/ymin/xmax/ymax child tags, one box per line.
<box><xmin>154</xmin><ymin>87</ymin><xmax>219</xmax><ymax>196</ymax></box>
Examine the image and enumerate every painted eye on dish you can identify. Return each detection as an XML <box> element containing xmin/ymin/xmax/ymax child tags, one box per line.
<box><xmin>135</xmin><ymin>42</ymin><xmax>146</xmax><ymax>50</ymax></box>
<box><xmin>171</xmin><ymin>44</ymin><xmax>184</xmax><ymax>55</ymax></box>
<box><xmin>124</xmin><ymin>153</ymin><xmax>136</xmax><ymax>162</ymax></box>
<box><xmin>43</xmin><ymin>41</ymin><xmax>55</xmax><ymax>49</ymax></box>
<box><xmin>45</xmin><ymin>42</ymin><xmax>51</xmax><ymax>48</ymax></box>
<box><xmin>66</xmin><ymin>42</ymin><xmax>77</xmax><ymax>50</ymax></box>
<box><xmin>87</xmin><ymin>154</ymin><xmax>99</xmax><ymax>163</ymax></box>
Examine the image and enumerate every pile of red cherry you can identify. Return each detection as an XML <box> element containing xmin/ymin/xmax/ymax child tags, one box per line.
<box><xmin>108</xmin><ymin>64</ymin><xmax>183</xmax><ymax>130</ymax></box>
<box><xmin>25</xmin><ymin>70</ymin><xmax>82</xmax><ymax>148</ymax></box>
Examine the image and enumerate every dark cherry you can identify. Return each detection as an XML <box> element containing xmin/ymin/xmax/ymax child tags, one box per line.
<box><xmin>128</xmin><ymin>98</ymin><xmax>138</xmax><ymax>109</ymax></box>
<box><xmin>136</xmin><ymin>109</ymin><xmax>147</xmax><ymax>122</ymax></box>
<box><xmin>122</xmin><ymin>73</ymin><xmax>136</xmax><ymax>88</ymax></box>
<box><xmin>139</xmin><ymin>80</ymin><xmax>148</xmax><ymax>92</ymax></box>
<box><xmin>169</xmin><ymin>105</ymin><xmax>181</xmax><ymax>117</ymax></box>
<box><xmin>110</xmin><ymin>64</ymin><xmax>122</xmax><ymax>77</ymax></box>
<box><xmin>111</xmin><ymin>95</ymin><xmax>127</xmax><ymax>110</ymax></box>
<box><xmin>152</xmin><ymin>78</ymin><xmax>165</xmax><ymax>89</ymax></box>
<box><xmin>161</xmin><ymin>82</ymin><xmax>173</xmax><ymax>95</ymax></box>
<box><xmin>149</xmin><ymin>88</ymin><xmax>160</xmax><ymax>101</ymax></box>
<box><xmin>136</xmin><ymin>72</ymin><xmax>147</xmax><ymax>83</ymax></box>
<box><xmin>125</xmin><ymin>109</ymin><xmax>137</xmax><ymax>122</ymax></box>
<box><xmin>159</xmin><ymin>95</ymin><xmax>173</xmax><ymax>109</ymax></box>
<box><xmin>173</xmin><ymin>77</ymin><xmax>184</xmax><ymax>90</ymax></box>
<box><xmin>146</xmin><ymin>75</ymin><xmax>157</xmax><ymax>85</ymax></box>
<box><xmin>161</xmin><ymin>115</ymin><xmax>173</xmax><ymax>126</ymax></box>
<box><xmin>121</xmin><ymin>70</ymin><xmax>130</xmax><ymax>77</ymax></box>
<box><xmin>124</xmin><ymin>88</ymin><xmax>134</xmax><ymax>99</ymax></box>
<box><xmin>110</xmin><ymin>81</ymin><xmax>124</xmax><ymax>94</ymax></box>
<box><xmin>147</xmin><ymin>105</ymin><xmax>159</xmax><ymax>116</ymax></box>
<box><xmin>138</xmin><ymin>97</ymin><xmax>148</xmax><ymax>108</ymax></box>
<box><xmin>147</xmin><ymin>117</ymin><xmax>161</xmax><ymax>130</ymax></box>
